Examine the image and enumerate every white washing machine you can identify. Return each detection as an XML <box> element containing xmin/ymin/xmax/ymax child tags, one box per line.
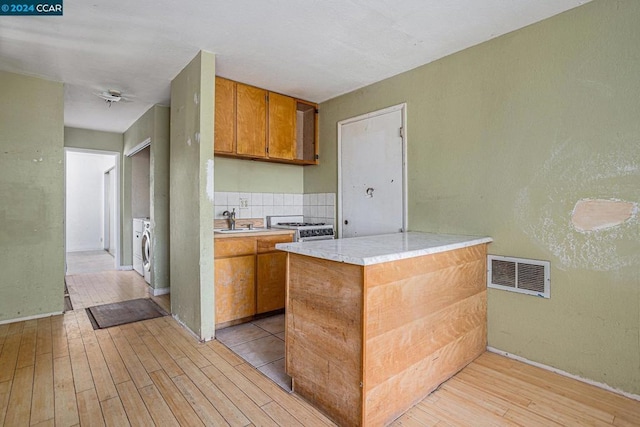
<box><xmin>132</xmin><ymin>218</ymin><xmax>144</xmax><ymax>276</ymax></box>
<box><xmin>141</xmin><ymin>219</ymin><xmax>152</xmax><ymax>284</ymax></box>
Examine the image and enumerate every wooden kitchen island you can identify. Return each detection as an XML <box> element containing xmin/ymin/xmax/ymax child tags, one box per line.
<box><xmin>276</xmin><ymin>232</ymin><xmax>492</xmax><ymax>426</ymax></box>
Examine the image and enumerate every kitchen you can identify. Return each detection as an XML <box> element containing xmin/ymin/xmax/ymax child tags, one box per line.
<box><xmin>210</xmin><ymin>97</ymin><xmax>493</xmax><ymax>423</ymax></box>
<box><xmin>209</xmin><ymin>78</ymin><xmax>469</xmax><ymax>404</ymax></box>
<box><xmin>206</xmin><ymin>6</ymin><xmax>640</xmax><ymax>416</ymax></box>
<box><xmin>205</xmin><ymin>1</ymin><xmax>639</xmax><ymax>422</ymax></box>
<box><xmin>0</xmin><ymin>0</ymin><xmax>638</xmax><ymax>425</ymax></box>
<box><xmin>210</xmin><ymin>80</ymin><xmax>339</xmax><ymax>387</ymax></box>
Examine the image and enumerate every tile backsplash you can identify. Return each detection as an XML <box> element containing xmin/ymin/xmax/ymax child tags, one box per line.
<box><xmin>214</xmin><ymin>192</ymin><xmax>336</xmax><ymax>225</ymax></box>
<box><xmin>303</xmin><ymin>193</ymin><xmax>336</xmax><ymax>225</ymax></box>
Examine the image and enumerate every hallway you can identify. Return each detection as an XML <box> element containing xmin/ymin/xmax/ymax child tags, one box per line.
<box><xmin>66</xmin><ymin>250</ymin><xmax>116</xmax><ymax>275</ymax></box>
<box><xmin>65</xmin><ymin>270</ymin><xmax>169</xmax><ymax>313</ymax></box>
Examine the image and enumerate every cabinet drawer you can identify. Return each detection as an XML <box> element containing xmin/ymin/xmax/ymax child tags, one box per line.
<box><xmin>215</xmin><ymin>237</ymin><xmax>256</xmax><ymax>258</ymax></box>
<box><xmin>257</xmin><ymin>234</ymin><xmax>294</xmax><ymax>253</ymax></box>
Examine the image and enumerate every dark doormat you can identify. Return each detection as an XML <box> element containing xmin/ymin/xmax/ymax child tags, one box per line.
<box><xmin>86</xmin><ymin>298</ymin><xmax>168</xmax><ymax>330</ymax></box>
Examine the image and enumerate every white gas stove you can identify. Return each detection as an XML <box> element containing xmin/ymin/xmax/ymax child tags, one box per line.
<box><xmin>267</xmin><ymin>215</ymin><xmax>335</xmax><ymax>242</ymax></box>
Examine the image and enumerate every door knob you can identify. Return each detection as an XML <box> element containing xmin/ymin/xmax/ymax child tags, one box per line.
<box><xmin>344</xmin><ymin>220</ymin><xmax>349</xmax><ymax>225</ymax></box>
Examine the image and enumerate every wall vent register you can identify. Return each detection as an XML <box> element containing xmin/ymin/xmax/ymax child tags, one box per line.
<box><xmin>487</xmin><ymin>255</ymin><xmax>550</xmax><ymax>298</ymax></box>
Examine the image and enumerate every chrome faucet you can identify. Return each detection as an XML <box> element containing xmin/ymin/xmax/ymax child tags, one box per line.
<box><xmin>222</xmin><ymin>208</ymin><xmax>236</xmax><ymax>230</ymax></box>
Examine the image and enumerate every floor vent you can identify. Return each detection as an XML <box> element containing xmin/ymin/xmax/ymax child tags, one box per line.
<box><xmin>487</xmin><ymin>255</ymin><xmax>550</xmax><ymax>298</ymax></box>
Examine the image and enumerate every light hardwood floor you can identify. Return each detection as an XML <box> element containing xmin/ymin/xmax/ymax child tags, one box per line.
<box><xmin>65</xmin><ymin>270</ymin><xmax>170</xmax><ymax>312</ymax></box>
<box><xmin>394</xmin><ymin>352</ymin><xmax>640</xmax><ymax>426</ymax></box>
<box><xmin>66</xmin><ymin>251</ymin><xmax>117</xmax><ymax>275</ymax></box>
<box><xmin>0</xmin><ymin>271</ymin><xmax>637</xmax><ymax>426</ymax></box>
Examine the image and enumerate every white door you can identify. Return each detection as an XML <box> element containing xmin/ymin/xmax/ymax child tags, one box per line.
<box><xmin>339</xmin><ymin>104</ymin><xmax>406</xmax><ymax>238</ymax></box>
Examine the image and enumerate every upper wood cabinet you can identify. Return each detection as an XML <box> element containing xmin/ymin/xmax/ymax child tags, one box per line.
<box><xmin>214</xmin><ymin>77</ymin><xmax>318</xmax><ymax>165</ymax></box>
<box><xmin>236</xmin><ymin>83</ymin><xmax>267</xmax><ymax>158</ymax></box>
<box><xmin>295</xmin><ymin>100</ymin><xmax>319</xmax><ymax>164</ymax></box>
<box><xmin>214</xmin><ymin>77</ymin><xmax>236</xmax><ymax>154</ymax></box>
<box><xmin>267</xmin><ymin>92</ymin><xmax>296</xmax><ymax>160</ymax></box>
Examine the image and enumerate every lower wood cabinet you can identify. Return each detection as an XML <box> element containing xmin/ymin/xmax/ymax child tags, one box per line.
<box><xmin>256</xmin><ymin>251</ymin><xmax>287</xmax><ymax>314</ymax></box>
<box><xmin>214</xmin><ymin>255</ymin><xmax>255</xmax><ymax>324</ymax></box>
<box><xmin>214</xmin><ymin>232</ymin><xmax>293</xmax><ymax>326</ymax></box>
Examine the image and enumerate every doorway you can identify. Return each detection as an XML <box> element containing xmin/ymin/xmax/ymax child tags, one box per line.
<box><xmin>65</xmin><ymin>149</ymin><xmax>120</xmax><ymax>273</ymax></box>
<box><xmin>64</xmin><ymin>148</ymin><xmax>169</xmax><ymax>313</ymax></box>
<box><xmin>338</xmin><ymin>103</ymin><xmax>407</xmax><ymax>238</ymax></box>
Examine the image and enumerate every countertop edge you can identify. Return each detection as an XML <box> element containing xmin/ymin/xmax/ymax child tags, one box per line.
<box><xmin>214</xmin><ymin>229</ymin><xmax>295</xmax><ymax>239</ymax></box>
<box><xmin>358</xmin><ymin>237</ymin><xmax>492</xmax><ymax>265</ymax></box>
<box><xmin>276</xmin><ymin>233</ymin><xmax>492</xmax><ymax>266</ymax></box>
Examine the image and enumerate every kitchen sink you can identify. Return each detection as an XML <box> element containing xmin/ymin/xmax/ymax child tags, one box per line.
<box><xmin>214</xmin><ymin>228</ymin><xmax>266</xmax><ymax>234</ymax></box>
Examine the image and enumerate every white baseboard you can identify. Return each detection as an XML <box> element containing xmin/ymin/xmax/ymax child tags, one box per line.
<box><xmin>150</xmin><ymin>286</ymin><xmax>170</xmax><ymax>296</ymax></box>
<box><xmin>0</xmin><ymin>311</ymin><xmax>64</xmax><ymax>325</ymax></box>
<box><xmin>118</xmin><ymin>265</ymin><xmax>133</xmax><ymax>271</ymax></box>
<box><xmin>487</xmin><ymin>346</ymin><xmax>640</xmax><ymax>402</ymax></box>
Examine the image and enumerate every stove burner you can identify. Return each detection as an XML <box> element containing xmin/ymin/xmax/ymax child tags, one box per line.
<box><xmin>277</xmin><ymin>222</ymin><xmax>326</xmax><ymax>227</ymax></box>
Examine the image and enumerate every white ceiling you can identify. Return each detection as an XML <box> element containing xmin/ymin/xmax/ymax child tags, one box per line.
<box><xmin>0</xmin><ymin>0</ymin><xmax>590</xmax><ymax>133</ymax></box>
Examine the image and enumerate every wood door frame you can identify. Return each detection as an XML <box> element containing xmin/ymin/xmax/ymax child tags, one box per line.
<box><xmin>337</xmin><ymin>103</ymin><xmax>408</xmax><ymax>238</ymax></box>
<box><xmin>103</xmin><ymin>166</ymin><xmax>115</xmax><ymax>252</ymax></box>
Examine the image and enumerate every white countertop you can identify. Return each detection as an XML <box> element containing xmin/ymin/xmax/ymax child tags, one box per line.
<box><xmin>275</xmin><ymin>232</ymin><xmax>492</xmax><ymax>266</ymax></box>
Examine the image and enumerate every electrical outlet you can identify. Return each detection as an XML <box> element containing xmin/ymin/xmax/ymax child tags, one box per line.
<box><xmin>239</xmin><ymin>198</ymin><xmax>249</xmax><ymax>208</ymax></box>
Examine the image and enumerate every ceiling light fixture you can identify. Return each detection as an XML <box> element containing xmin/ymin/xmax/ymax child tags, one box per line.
<box><xmin>96</xmin><ymin>89</ymin><xmax>132</xmax><ymax>107</ymax></box>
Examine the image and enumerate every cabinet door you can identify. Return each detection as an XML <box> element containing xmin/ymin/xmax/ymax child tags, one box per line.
<box><xmin>214</xmin><ymin>77</ymin><xmax>236</xmax><ymax>154</ymax></box>
<box><xmin>236</xmin><ymin>83</ymin><xmax>267</xmax><ymax>158</ymax></box>
<box><xmin>268</xmin><ymin>92</ymin><xmax>296</xmax><ymax>160</ymax></box>
<box><xmin>256</xmin><ymin>252</ymin><xmax>287</xmax><ymax>314</ymax></box>
<box><xmin>215</xmin><ymin>255</ymin><xmax>256</xmax><ymax>324</ymax></box>
<box><xmin>296</xmin><ymin>100</ymin><xmax>319</xmax><ymax>164</ymax></box>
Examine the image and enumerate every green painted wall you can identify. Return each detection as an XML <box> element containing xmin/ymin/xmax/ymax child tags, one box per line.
<box><xmin>64</xmin><ymin>127</ymin><xmax>123</xmax><ymax>153</ymax></box>
<box><xmin>123</xmin><ymin>105</ymin><xmax>170</xmax><ymax>291</ymax></box>
<box><xmin>214</xmin><ymin>157</ymin><xmax>303</xmax><ymax>193</ymax></box>
<box><xmin>309</xmin><ymin>0</ymin><xmax>640</xmax><ymax>394</ymax></box>
<box><xmin>150</xmin><ymin>106</ymin><xmax>170</xmax><ymax>291</ymax></box>
<box><xmin>0</xmin><ymin>71</ymin><xmax>65</xmax><ymax>322</ymax></box>
<box><xmin>123</xmin><ymin>107</ymin><xmax>154</xmax><ymax>266</ymax></box>
<box><xmin>170</xmin><ymin>51</ymin><xmax>216</xmax><ymax>340</ymax></box>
